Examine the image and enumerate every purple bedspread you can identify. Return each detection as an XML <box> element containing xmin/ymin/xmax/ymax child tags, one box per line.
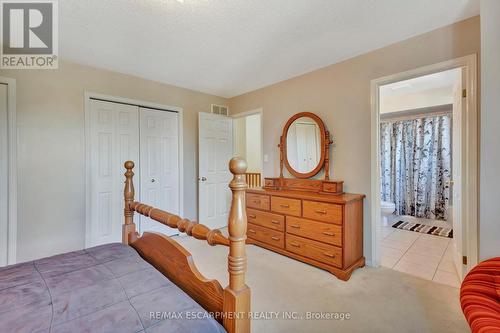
<box><xmin>0</xmin><ymin>243</ymin><xmax>225</xmax><ymax>333</ymax></box>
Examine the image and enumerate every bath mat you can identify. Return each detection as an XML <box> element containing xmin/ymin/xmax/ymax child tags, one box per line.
<box><xmin>391</xmin><ymin>221</ymin><xmax>453</xmax><ymax>238</ymax></box>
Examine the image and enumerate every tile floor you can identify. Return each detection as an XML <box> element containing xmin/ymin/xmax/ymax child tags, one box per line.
<box><xmin>384</xmin><ymin>214</ymin><xmax>452</xmax><ymax>229</ymax></box>
<box><xmin>380</xmin><ymin>223</ymin><xmax>460</xmax><ymax>288</ymax></box>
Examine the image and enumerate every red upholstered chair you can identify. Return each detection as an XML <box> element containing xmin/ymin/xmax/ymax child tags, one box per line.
<box><xmin>460</xmin><ymin>257</ymin><xmax>500</xmax><ymax>333</ymax></box>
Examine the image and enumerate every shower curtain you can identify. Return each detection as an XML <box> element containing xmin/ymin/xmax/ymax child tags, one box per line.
<box><xmin>380</xmin><ymin>114</ymin><xmax>452</xmax><ymax>221</ymax></box>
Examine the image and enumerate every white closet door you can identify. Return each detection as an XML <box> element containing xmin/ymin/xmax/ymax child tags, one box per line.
<box><xmin>0</xmin><ymin>84</ymin><xmax>8</xmax><ymax>266</ymax></box>
<box><xmin>198</xmin><ymin>112</ymin><xmax>233</xmax><ymax>229</ymax></box>
<box><xmin>88</xmin><ymin>100</ymin><xmax>139</xmax><ymax>246</ymax></box>
<box><xmin>295</xmin><ymin>122</ymin><xmax>319</xmax><ymax>172</ymax></box>
<box><xmin>139</xmin><ymin>108</ymin><xmax>179</xmax><ymax>236</ymax></box>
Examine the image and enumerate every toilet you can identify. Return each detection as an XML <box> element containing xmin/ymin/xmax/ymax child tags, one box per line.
<box><xmin>381</xmin><ymin>201</ymin><xmax>396</xmax><ymax>226</ymax></box>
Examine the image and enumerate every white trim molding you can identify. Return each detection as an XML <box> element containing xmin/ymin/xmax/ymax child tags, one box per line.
<box><xmin>83</xmin><ymin>92</ymin><xmax>184</xmax><ymax>248</ymax></box>
<box><xmin>369</xmin><ymin>55</ymin><xmax>478</xmax><ymax>275</ymax></box>
<box><xmin>0</xmin><ymin>76</ymin><xmax>17</xmax><ymax>265</ymax></box>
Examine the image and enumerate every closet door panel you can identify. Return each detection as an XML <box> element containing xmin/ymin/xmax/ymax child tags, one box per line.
<box><xmin>89</xmin><ymin>100</ymin><xmax>139</xmax><ymax>246</ymax></box>
<box><xmin>139</xmin><ymin>108</ymin><xmax>179</xmax><ymax>236</ymax></box>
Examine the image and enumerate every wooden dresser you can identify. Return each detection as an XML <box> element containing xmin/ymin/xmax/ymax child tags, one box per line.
<box><xmin>245</xmin><ymin>188</ymin><xmax>365</xmax><ymax>280</ymax></box>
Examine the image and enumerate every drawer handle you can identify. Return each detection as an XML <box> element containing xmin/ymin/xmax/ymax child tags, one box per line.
<box><xmin>248</xmin><ymin>214</ymin><xmax>256</xmax><ymax>218</ymax></box>
<box><xmin>271</xmin><ymin>220</ymin><xmax>280</xmax><ymax>224</ymax></box>
<box><xmin>271</xmin><ymin>236</ymin><xmax>280</xmax><ymax>241</ymax></box>
<box><xmin>322</xmin><ymin>231</ymin><xmax>336</xmax><ymax>237</ymax></box>
<box><xmin>290</xmin><ymin>224</ymin><xmax>300</xmax><ymax>229</ymax></box>
<box><xmin>254</xmin><ymin>200</ymin><xmax>261</xmax><ymax>204</ymax></box>
<box><xmin>323</xmin><ymin>252</ymin><xmax>336</xmax><ymax>258</ymax></box>
<box><xmin>290</xmin><ymin>242</ymin><xmax>301</xmax><ymax>248</ymax></box>
<box><xmin>280</xmin><ymin>204</ymin><xmax>290</xmax><ymax>208</ymax></box>
<box><xmin>248</xmin><ymin>229</ymin><xmax>256</xmax><ymax>234</ymax></box>
<box><xmin>315</xmin><ymin>209</ymin><xmax>327</xmax><ymax>215</ymax></box>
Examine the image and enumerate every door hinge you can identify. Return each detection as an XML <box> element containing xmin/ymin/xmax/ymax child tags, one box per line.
<box><xmin>462</xmin><ymin>89</ymin><xmax>467</xmax><ymax>98</ymax></box>
<box><xmin>462</xmin><ymin>256</ymin><xmax>468</xmax><ymax>265</ymax></box>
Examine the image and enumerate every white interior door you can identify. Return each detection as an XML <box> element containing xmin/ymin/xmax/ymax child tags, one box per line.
<box><xmin>198</xmin><ymin>112</ymin><xmax>233</xmax><ymax>229</ymax></box>
<box><xmin>0</xmin><ymin>84</ymin><xmax>8</xmax><ymax>266</ymax></box>
<box><xmin>88</xmin><ymin>100</ymin><xmax>140</xmax><ymax>246</ymax></box>
<box><xmin>139</xmin><ymin>108</ymin><xmax>179</xmax><ymax>236</ymax></box>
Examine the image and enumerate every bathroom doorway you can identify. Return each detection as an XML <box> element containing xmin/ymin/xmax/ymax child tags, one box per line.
<box><xmin>370</xmin><ymin>56</ymin><xmax>478</xmax><ymax>286</ymax></box>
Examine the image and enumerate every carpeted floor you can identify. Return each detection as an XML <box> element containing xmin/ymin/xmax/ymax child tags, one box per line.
<box><xmin>173</xmin><ymin>233</ymin><xmax>469</xmax><ymax>333</ymax></box>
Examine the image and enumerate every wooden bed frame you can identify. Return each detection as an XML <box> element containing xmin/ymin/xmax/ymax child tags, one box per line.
<box><xmin>122</xmin><ymin>158</ymin><xmax>250</xmax><ymax>333</ymax></box>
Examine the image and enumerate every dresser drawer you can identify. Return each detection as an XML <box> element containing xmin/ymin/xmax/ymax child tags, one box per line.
<box><xmin>247</xmin><ymin>209</ymin><xmax>284</xmax><ymax>231</ymax></box>
<box><xmin>271</xmin><ymin>196</ymin><xmax>302</xmax><ymax>217</ymax></box>
<box><xmin>303</xmin><ymin>200</ymin><xmax>342</xmax><ymax>224</ymax></box>
<box><xmin>286</xmin><ymin>216</ymin><xmax>342</xmax><ymax>246</ymax></box>
<box><xmin>247</xmin><ymin>223</ymin><xmax>284</xmax><ymax>248</ymax></box>
<box><xmin>286</xmin><ymin>234</ymin><xmax>342</xmax><ymax>268</ymax></box>
<box><xmin>246</xmin><ymin>193</ymin><xmax>270</xmax><ymax>211</ymax></box>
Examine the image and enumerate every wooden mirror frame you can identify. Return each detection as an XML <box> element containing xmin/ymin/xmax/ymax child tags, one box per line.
<box><xmin>280</xmin><ymin>112</ymin><xmax>332</xmax><ymax>180</ymax></box>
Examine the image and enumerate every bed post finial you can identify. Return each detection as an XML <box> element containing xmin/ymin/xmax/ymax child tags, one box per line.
<box><xmin>123</xmin><ymin>161</ymin><xmax>136</xmax><ymax>244</ymax></box>
<box><xmin>223</xmin><ymin>157</ymin><xmax>250</xmax><ymax>333</ymax></box>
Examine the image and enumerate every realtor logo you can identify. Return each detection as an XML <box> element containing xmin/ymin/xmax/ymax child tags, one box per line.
<box><xmin>1</xmin><ymin>0</ymin><xmax>58</xmax><ymax>69</ymax></box>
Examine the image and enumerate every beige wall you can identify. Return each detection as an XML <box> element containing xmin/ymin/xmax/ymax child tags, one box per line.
<box><xmin>479</xmin><ymin>1</ymin><xmax>500</xmax><ymax>260</ymax></box>
<box><xmin>233</xmin><ymin>117</ymin><xmax>247</xmax><ymax>159</ymax></box>
<box><xmin>233</xmin><ymin>114</ymin><xmax>262</xmax><ymax>173</ymax></box>
<box><xmin>228</xmin><ymin>17</ymin><xmax>480</xmax><ymax>264</ymax></box>
<box><xmin>380</xmin><ymin>86</ymin><xmax>454</xmax><ymax>114</ymax></box>
<box><xmin>0</xmin><ymin>60</ymin><xmax>227</xmax><ymax>262</ymax></box>
<box><xmin>245</xmin><ymin>114</ymin><xmax>262</xmax><ymax>173</ymax></box>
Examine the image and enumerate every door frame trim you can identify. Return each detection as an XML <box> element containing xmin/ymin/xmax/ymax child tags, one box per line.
<box><xmin>369</xmin><ymin>54</ymin><xmax>478</xmax><ymax>275</ymax></box>
<box><xmin>231</xmin><ymin>108</ymin><xmax>264</xmax><ymax>175</ymax></box>
<box><xmin>84</xmin><ymin>92</ymin><xmax>184</xmax><ymax>248</ymax></box>
<box><xmin>0</xmin><ymin>76</ymin><xmax>17</xmax><ymax>265</ymax></box>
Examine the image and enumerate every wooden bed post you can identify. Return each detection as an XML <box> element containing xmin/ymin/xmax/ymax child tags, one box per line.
<box><xmin>123</xmin><ymin>161</ymin><xmax>137</xmax><ymax>244</ymax></box>
<box><xmin>223</xmin><ymin>157</ymin><xmax>251</xmax><ymax>333</ymax></box>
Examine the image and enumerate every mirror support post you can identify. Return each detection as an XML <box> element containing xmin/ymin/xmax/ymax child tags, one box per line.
<box><xmin>324</xmin><ymin>130</ymin><xmax>333</xmax><ymax>181</ymax></box>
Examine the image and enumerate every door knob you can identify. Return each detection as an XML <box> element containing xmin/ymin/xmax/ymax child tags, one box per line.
<box><xmin>199</xmin><ymin>177</ymin><xmax>207</xmax><ymax>182</ymax></box>
<box><xmin>151</xmin><ymin>178</ymin><xmax>155</xmax><ymax>183</ymax></box>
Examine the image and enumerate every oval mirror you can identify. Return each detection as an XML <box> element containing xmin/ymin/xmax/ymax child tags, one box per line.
<box><xmin>283</xmin><ymin>112</ymin><xmax>326</xmax><ymax>178</ymax></box>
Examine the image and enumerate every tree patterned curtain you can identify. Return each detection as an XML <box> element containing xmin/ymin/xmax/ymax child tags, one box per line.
<box><xmin>380</xmin><ymin>114</ymin><xmax>452</xmax><ymax>221</ymax></box>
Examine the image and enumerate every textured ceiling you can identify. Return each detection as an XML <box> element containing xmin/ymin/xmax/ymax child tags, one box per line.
<box><xmin>60</xmin><ymin>0</ymin><xmax>479</xmax><ymax>98</ymax></box>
